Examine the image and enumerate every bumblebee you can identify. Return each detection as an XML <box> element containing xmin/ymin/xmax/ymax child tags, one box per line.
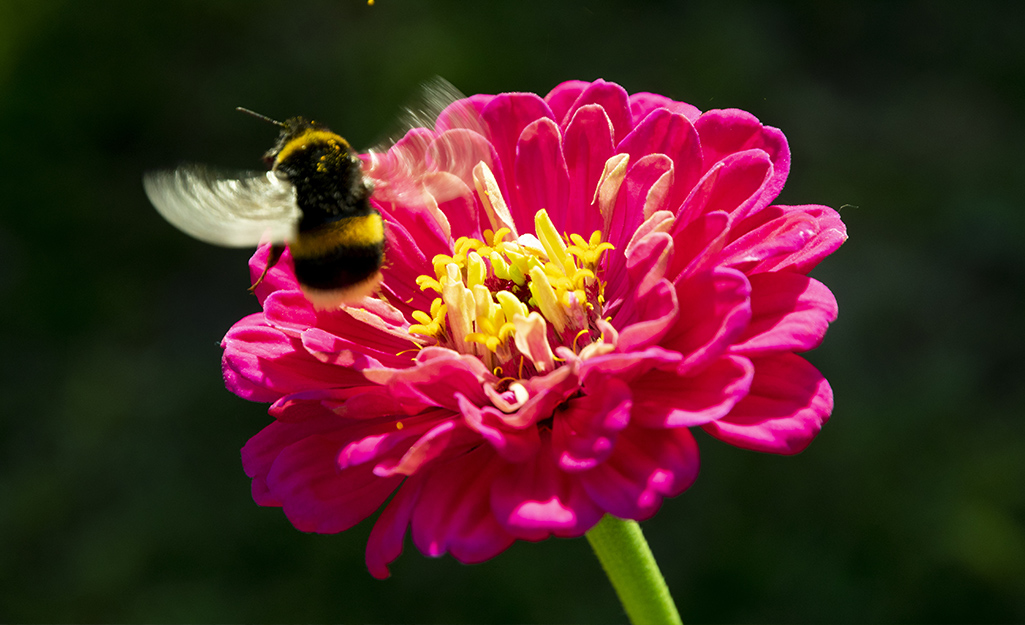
<box><xmin>144</xmin><ymin>112</ymin><xmax>386</xmax><ymax>309</ymax></box>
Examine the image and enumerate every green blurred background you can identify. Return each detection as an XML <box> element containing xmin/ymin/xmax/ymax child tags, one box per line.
<box><xmin>2</xmin><ymin>0</ymin><xmax>1024</xmax><ymax>622</ymax></box>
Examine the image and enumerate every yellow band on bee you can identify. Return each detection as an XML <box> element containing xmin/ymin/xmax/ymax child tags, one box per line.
<box><xmin>290</xmin><ymin>213</ymin><xmax>384</xmax><ymax>259</ymax></box>
<box><xmin>275</xmin><ymin>130</ymin><xmax>351</xmax><ymax>166</ymax></box>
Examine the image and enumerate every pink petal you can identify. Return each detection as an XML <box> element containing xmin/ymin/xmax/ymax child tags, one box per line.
<box><xmin>545</xmin><ymin>80</ymin><xmax>592</xmax><ymax>123</ymax></box>
<box><xmin>674</xmin><ymin>149</ymin><xmax>774</xmax><ymax>231</ymax></box>
<box><xmin>221</xmin><ymin>319</ymin><xmax>367</xmax><ymax>402</ymax></box>
<box><xmin>481</xmin><ymin>93</ymin><xmax>555</xmax><ymax>195</ymax></box>
<box><xmin>630</xmin><ymin>355</ymin><xmax>754</xmax><ymax>428</ymax></box>
<box><xmin>617</xmin><ymin>108</ymin><xmax>702</xmax><ymax>212</ymax></box>
<box><xmin>614</xmin><ymin>278</ymin><xmax>679</xmax><ymax>353</ymax></box>
<box><xmin>552</xmin><ymin>378</ymin><xmax>633</xmax><ymax>472</ymax></box>
<box><xmin>665</xmin><ymin>210</ymin><xmax>730</xmax><ymax>282</ymax></box>
<box><xmin>411</xmin><ymin>446</ymin><xmax>516</xmax><ymax>563</ymax></box>
<box><xmin>660</xmin><ymin>267</ymin><xmax>752</xmax><ymax>374</ymax></box>
<box><xmin>702</xmin><ymin>353</ymin><xmax>833</xmax><ymax>454</ymax></box>
<box><xmin>629</xmin><ymin>92</ymin><xmax>701</xmax><ymax>123</ymax></box>
<box><xmin>365</xmin><ymin>348</ymin><xmax>494</xmax><ymax>411</ymax></box>
<box><xmin>366</xmin><ymin>474</ymin><xmax>425</xmax><ymax>579</ymax></box>
<box><xmin>562</xmin><ymin>104</ymin><xmax>614</xmax><ymax>236</ymax></box>
<box><xmin>249</xmin><ymin>243</ymin><xmax>300</xmax><ymax>306</ymax></box>
<box><xmin>731</xmin><ymin>273</ymin><xmax>838</xmax><ymax>355</ymax></box>
<box><xmin>265</xmin><ymin>430</ymin><xmax>403</xmax><ymax>533</ymax></box>
<box><xmin>579</xmin><ymin>424</ymin><xmax>700</xmax><ymax>521</ymax></box>
<box><xmin>491</xmin><ymin>437</ymin><xmax>604</xmax><ymax>539</ymax></box>
<box><xmin>732</xmin><ymin>204</ymin><xmax>848</xmax><ymax>274</ymax></box>
<box><xmin>241</xmin><ymin>411</ymin><xmax>345</xmax><ymax>506</ymax></box>
<box><xmin>458</xmin><ymin>394</ymin><xmax>542</xmax><ymax>463</ymax></box>
<box><xmin>694</xmin><ymin>108</ymin><xmax>790</xmax><ymax>203</ymax></box>
<box><xmin>561</xmin><ymin>79</ymin><xmax>632</xmax><ymax>144</ymax></box>
<box><xmin>513</xmin><ymin>117</ymin><xmax>570</xmax><ymax>232</ymax></box>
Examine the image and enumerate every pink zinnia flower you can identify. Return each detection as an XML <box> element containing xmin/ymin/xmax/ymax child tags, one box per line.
<box><xmin>222</xmin><ymin>79</ymin><xmax>846</xmax><ymax>578</ymax></box>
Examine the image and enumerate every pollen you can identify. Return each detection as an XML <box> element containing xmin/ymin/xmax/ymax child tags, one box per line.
<box><xmin>408</xmin><ymin>209</ymin><xmax>613</xmax><ymax>377</ymax></box>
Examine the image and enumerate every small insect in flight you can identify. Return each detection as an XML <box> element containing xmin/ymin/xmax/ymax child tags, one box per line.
<box><xmin>144</xmin><ymin>79</ymin><xmax>474</xmax><ymax>309</ymax></box>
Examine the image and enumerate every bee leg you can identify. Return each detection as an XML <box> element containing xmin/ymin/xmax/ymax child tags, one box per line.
<box><xmin>248</xmin><ymin>244</ymin><xmax>286</xmax><ymax>292</ymax></box>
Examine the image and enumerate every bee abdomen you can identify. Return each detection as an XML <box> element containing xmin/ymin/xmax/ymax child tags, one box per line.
<box><xmin>290</xmin><ymin>212</ymin><xmax>385</xmax><ymax>291</ymax></box>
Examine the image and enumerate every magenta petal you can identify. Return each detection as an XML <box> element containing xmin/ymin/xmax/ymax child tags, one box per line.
<box><xmin>545</xmin><ymin>80</ymin><xmax>591</xmax><ymax>123</ymax></box>
<box><xmin>265</xmin><ymin>430</ymin><xmax>403</xmax><ymax>533</ymax></box>
<box><xmin>366</xmin><ymin>474</ymin><xmax>425</xmax><ymax>579</ymax></box>
<box><xmin>482</xmin><ymin>93</ymin><xmax>555</xmax><ymax>193</ymax></box>
<box><xmin>491</xmin><ymin>438</ymin><xmax>604</xmax><ymax>539</ymax></box>
<box><xmin>703</xmin><ymin>353</ymin><xmax>833</xmax><ymax>454</ymax></box>
<box><xmin>666</xmin><ymin>210</ymin><xmax>730</xmax><ymax>281</ymax></box>
<box><xmin>631</xmin><ymin>355</ymin><xmax>753</xmax><ymax>427</ymax></box>
<box><xmin>562</xmin><ymin>79</ymin><xmax>632</xmax><ymax>144</ymax></box>
<box><xmin>242</xmin><ymin>413</ymin><xmax>346</xmax><ymax>506</ymax></box>
<box><xmin>617</xmin><ymin>108</ymin><xmax>702</xmax><ymax>210</ymax></box>
<box><xmin>579</xmin><ymin>425</ymin><xmax>699</xmax><ymax>521</ymax></box>
<box><xmin>735</xmin><ymin>204</ymin><xmax>848</xmax><ymax>274</ymax></box>
<box><xmin>563</xmin><ymin>104</ymin><xmax>614</xmax><ymax>235</ymax></box>
<box><xmin>629</xmin><ymin>91</ymin><xmax>701</xmax><ymax>123</ymax></box>
<box><xmin>513</xmin><ymin>117</ymin><xmax>570</xmax><ymax>232</ymax></box>
<box><xmin>694</xmin><ymin>108</ymin><xmax>790</xmax><ymax>202</ymax></box>
<box><xmin>674</xmin><ymin>149</ymin><xmax>774</xmax><ymax>231</ymax></box>
<box><xmin>661</xmin><ymin>267</ymin><xmax>752</xmax><ymax>374</ymax></box>
<box><xmin>222</xmin><ymin>320</ymin><xmax>366</xmax><ymax>402</ymax></box>
<box><xmin>615</xmin><ymin>278</ymin><xmax>679</xmax><ymax>353</ymax></box>
<box><xmin>552</xmin><ymin>378</ymin><xmax>633</xmax><ymax>472</ymax></box>
<box><xmin>731</xmin><ymin>273</ymin><xmax>838</xmax><ymax>355</ymax></box>
<box><xmin>411</xmin><ymin>446</ymin><xmax>516</xmax><ymax>563</ymax></box>
<box><xmin>458</xmin><ymin>394</ymin><xmax>542</xmax><ymax>462</ymax></box>
<box><xmin>249</xmin><ymin>243</ymin><xmax>300</xmax><ymax>306</ymax></box>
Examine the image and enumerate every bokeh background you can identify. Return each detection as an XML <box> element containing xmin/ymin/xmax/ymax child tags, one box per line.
<box><xmin>2</xmin><ymin>0</ymin><xmax>1024</xmax><ymax>622</ymax></box>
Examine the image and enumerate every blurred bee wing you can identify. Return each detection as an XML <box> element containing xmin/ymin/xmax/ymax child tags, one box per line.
<box><xmin>364</xmin><ymin>77</ymin><xmax>491</xmax><ymax>205</ymax></box>
<box><xmin>143</xmin><ymin>165</ymin><xmax>300</xmax><ymax>247</ymax></box>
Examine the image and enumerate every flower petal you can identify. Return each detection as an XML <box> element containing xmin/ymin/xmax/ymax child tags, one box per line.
<box><xmin>661</xmin><ymin>267</ymin><xmax>752</xmax><ymax>374</ymax></box>
<box><xmin>629</xmin><ymin>91</ymin><xmax>701</xmax><ymax>123</ymax></box>
<box><xmin>481</xmin><ymin>92</ymin><xmax>555</xmax><ymax>194</ymax></box>
<box><xmin>694</xmin><ymin>108</ymin><xmax>790</xmax><ymax>203</ymax></box>
<box><xmin>731</xmin><ymin>273</ymin><xmax>838</xmax><ymax>355</ymax></box>
<box><xmin>552</xmin><ymin>377</ymin><xmax>633</xmax><ymax>472</ymax></box>
<box><xmin>630</xmin><ymin>355</ymin><xmax>753</xmax><ymax>427</ymax></box>
<box><xmin>514</xmin><ymin>117</ymin><xmax>570</xmax><ymax>232</ymax></box>
<box><xmin>562</xmin><ymin>104</ymin><xmax>614</xmax><ymax>235</ymax></box>
<box><xmin>491</xmin><ymin>437</ymin><xmax>604</xmax><ymax>539</ymax></box>
<box><xmin>265</xmin><ymin>429</ymin><xmax>403</xmax><ymax>533</ymax></box>
<box><xmin>579</xmin><ymin>424</ymin><xmax>700</xmax><ymax>521</ymax></box>
<box><xmin>702</xmin><ymin>353</ymin><xmax>833</xmax><ymax>454</ymax></box>
<box><xmin>617</xmin><ymin>108</ymin><xmax>702</xmax><ymax>211</ymax></box>
<box><xmin>411</xmin><ymin>446</ymin><xmax>517</xmax><ymax>563</ymax></box>
<box><xmin>561</xmin><ymin>79</ymin><xmax>632</xmax><ymax>144</ymax></box>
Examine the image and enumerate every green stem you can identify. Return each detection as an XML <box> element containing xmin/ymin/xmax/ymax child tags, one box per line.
<box><xmin>585</xmin><ymin>514</ymin><xmax>683</xmax><ymax>625</ymax></box>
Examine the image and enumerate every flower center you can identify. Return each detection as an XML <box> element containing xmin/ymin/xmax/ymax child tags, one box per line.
<box><xmin>409</xmin><ymin>209</ymin><xmax>614</xmax><ymax>379</ymax></box>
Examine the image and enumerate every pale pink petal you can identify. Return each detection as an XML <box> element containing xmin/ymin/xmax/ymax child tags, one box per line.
<box><xmin>702</xmin><ymin>353</ymin><xmax>833</xmax><ymax>454</ymax></box>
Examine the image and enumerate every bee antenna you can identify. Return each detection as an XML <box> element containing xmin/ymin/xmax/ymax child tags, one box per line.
<box><xmin>236</xmin><ymin>107</ymin><xmax>286</xmax><ymax>127</ymax></box>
